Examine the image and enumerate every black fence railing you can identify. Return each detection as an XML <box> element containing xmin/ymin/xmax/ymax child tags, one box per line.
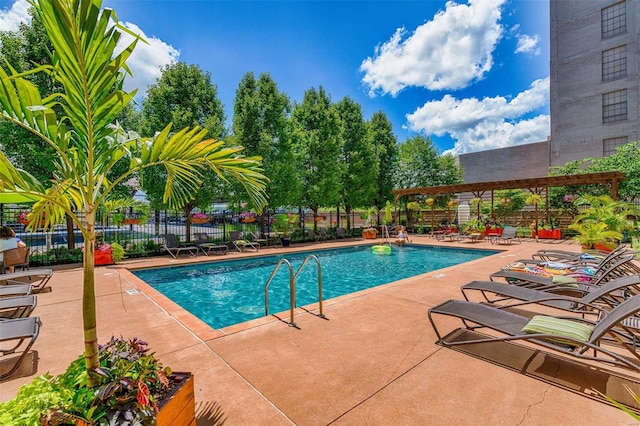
<box><xmin>1</xmin><ymin>207</ymin><xmax>379</xmax><ymax>266</ymax></box>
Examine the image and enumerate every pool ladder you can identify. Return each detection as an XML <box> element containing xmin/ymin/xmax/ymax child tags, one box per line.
<box><xmin>264</xmin><ymin>255</ymin><xmax>325</xmax><ymax>327</ymax></box>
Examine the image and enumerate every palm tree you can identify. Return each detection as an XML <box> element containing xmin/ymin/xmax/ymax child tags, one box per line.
<box><xmin>0</xmin><ymin>0</ymin><xmax>267</xmax><ymax>385</ymax></box>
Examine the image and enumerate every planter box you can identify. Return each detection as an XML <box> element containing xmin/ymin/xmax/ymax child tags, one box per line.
<box><xmin>94</xmin><ymin>249</ymin><xmax>113</xmax><ymax>265</ymax></box>
<box><xmin>532</xmin><ymin>229</ymin><xmax>562</xmax><ymax>239</ymax></box>
<box><xmin>483</xmin><ymin>228</ymin><xmax>502</xmax><ymax>236</ymax></box>
<box><xmin>362</xmin><ymin>230</ymin><xmax>378</xmax><ymax>239</ymax></box>
<box><xmin>157</xmin><ymin>372</ymin><xmax>195</xmax><ymax>426</ymax></box>
<box><xmin>191</xmin><ymin>218</ymin><xmax>209</xmax><ymax>224</ymax></box>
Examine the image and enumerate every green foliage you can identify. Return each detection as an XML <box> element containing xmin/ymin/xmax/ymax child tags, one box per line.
<box><xmin>291</xmin><ymin>86</ymin><xmax>343</xmax><ymax>214</ymax></box>
<box><xmin>336</xmin><ymin>96</ymin><xmax>377</xmax><ymax>228</ymax></box>
<box><xmin>492</xmin><ymin>190</ymin><xmax>526</xmax><ymax>222</ymax></box>
<box><xmin>568</xmin><ymin>222</ymin><xmax>622</xmax><ymax>249</ymax></box>
<box><xmin>573</xmin><ymin>194</ymin><xmax>638</xmax><ymax>234</ymax></box>
<box><xmin>0</xmin><ymin>374</ymin><xmax>72</xmax><ymax>425</ymax></box>
<box><xmin>232</xmin><ymin>72</ymin><xmax>297</xmax><ymax>208</ymax></box>
<box><xmin>273</xmin><ymin>213</ymin><xmax>299</xmax><ymax>237</ymax></box>
<box><xmin>568</xmin><ymin>194</ymin><xmax>636</xmax><ymax>248</ymax></box>
<box><xmin>549</xmin><ymin>141</ymin><xmax>640</xmax><ymax>202</ymax></box>
<box><xmin>110</xmin><ymin>242</ymin><xmax>125</xmax><ymax>262</ymax></box>
<box><xmin>368</xmin><ymin>111</ymin><xmax>398</xmax><ymax>210</ymax></box>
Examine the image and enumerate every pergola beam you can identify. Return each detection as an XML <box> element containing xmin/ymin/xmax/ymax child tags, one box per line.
<box><xmin>393</xmin><ymin>171</ymin><xmax>626</xmax><ymax>200</ymax></box>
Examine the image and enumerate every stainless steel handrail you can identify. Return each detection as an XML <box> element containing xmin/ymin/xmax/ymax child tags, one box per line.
<box><xmin>264</xmin><ymin>259</ymin><xmax>296</xmax><ymax>326</ymax></box>
<box><xmin>293</xmin><ymin>255</ymin><xmax>325</xmax><ymax>318</ymax></box>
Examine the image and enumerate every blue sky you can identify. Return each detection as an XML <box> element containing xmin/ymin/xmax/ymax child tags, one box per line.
<box><xmin>0</xmin><ymin>0</ymin><xmax>550</xmax><ymax>155</ymax></box>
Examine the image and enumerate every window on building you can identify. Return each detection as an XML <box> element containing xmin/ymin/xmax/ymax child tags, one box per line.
<box><xmin>603</xmin><ymin>136</ymin><xmax>628</xmax><ymax>156</ymax></box>
<box><xmin>602</xmin><ymin>45</ymin><xmax>627</xmax><ymax>81</ymax></box>
<box><xmin>601</xmin><ymin>1</ymin><xmax>626</xmax><ymax>39</ymax></box>
<box><xmin>602</xmin><ymin>89</ymin><xmax>627</xmax><ymax>123</ymax></box>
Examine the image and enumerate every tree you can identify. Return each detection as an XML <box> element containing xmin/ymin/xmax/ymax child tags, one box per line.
<box><xmin>549</xmin><ymin>141</ymin><xmax>640</xmax><ymax>203</ymax></box>
<box><xmin>367</xmin><ymin>111</ymin><xmax>397</xmax><ymax>215</ymax></box>
<box><xmin>140</xmin><ymin>61</ymin><xmax>226</xmax><ymax>138</ymax></box>
<box><xmin>232</xmin><ymin>72</ymin><xmax>298</xmax><ymax>209</ymax></box>
<box><xmin>0</xmin><ymin>7</ymin><xmax>59</xmax><ymax>184</ymax></box>
<box><xmin>0</xmin><ymin>0</ymin><xmax>267</xmax><ymax>384</ymax></box>
<box><xmin>139</xmin><ymin>61</ymin><xmax>230</xmax><ymax>238</ymax></box>
<box><xmin>335</xmin><ymin>97</ymin><xmax>377</xmax><ymax>230</ymax></box>
<box><xmin>394</xmin><ymin>135</ymin><xmax>463</xmax><ymax>220</ymax></box>
<box><xmin>291</xmin><ymin>86</ymin><xmax>343</xmax><ymax>219</ymax></box>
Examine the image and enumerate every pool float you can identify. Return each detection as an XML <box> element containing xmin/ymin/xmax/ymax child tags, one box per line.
<box><xmin>371</xmin><ymin>245</ymin><xmax>391</xmax><ymax>255</ymax></box>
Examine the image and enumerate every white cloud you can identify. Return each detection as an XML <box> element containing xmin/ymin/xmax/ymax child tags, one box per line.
<box><xmin>0</xmin><ymin>1</ymin><xmax>177</xmax><ymax>100</ymax></box>
<box><xmin>360</xmin><ymin>0</ymin><xmax>506</xmax><ymax>96</ymax></box>
<box><xmin>406</xmin><ymin>77</ymin><xmax>550</xmax><ymax>155</ymax></box>
<box><xmin>0</xmin><ymin>0</ymin><xmax>30</xmax><ymax>32</ymax></box>
<box><xmin>118</xmin><ymin>22</ymin><xmax>180</xmax><ymax>99</ymax></box>
<box><xmin>515</xmin><ymin>33</ymin><xmax>540</xmax><ymax>55</ymax></box>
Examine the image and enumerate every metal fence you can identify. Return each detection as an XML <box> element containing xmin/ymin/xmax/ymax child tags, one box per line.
<box><xmin>1</xmin><ymin>207</ymin><xmax>378</xmax><ymax>266</ymax></box>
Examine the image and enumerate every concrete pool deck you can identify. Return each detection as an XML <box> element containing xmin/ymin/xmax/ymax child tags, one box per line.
<box><xmin>1</xmin><ymin>236</ymin><xmax>638</xmax><ymax>424</ymax></box>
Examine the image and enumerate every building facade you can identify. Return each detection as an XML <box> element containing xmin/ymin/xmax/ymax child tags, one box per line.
<box><xmin>550</xmin><ymin>0</ymin><xmax>639</xmax><ymax>165</ymax></box>
<box><xmin>460</xmin><ymin>0</ymin><xmax>639</xmax><ymax>184</ymax></box>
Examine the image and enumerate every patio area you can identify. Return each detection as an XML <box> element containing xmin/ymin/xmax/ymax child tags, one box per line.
<box><xmin>1</xmin><ymin>236</ymin><xmax>637</xmax><ymax>425</ymax></box>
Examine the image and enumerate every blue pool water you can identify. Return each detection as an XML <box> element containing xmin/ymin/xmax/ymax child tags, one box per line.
<box><xmin>133</xmin><ymin>245</ymin><xmax>497</xmax><ymax>329</ymax></box>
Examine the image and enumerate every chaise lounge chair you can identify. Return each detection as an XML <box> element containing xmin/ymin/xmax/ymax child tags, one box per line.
<box><xmin>193</xmin><ymin>233</ymin><xmax>228</xmax><ymax>256</ymax></box>
<box><xmin>489</xmin><ymin>254</ymin><xmax>638</xmax><ymax>290</ymax></box>
<box><xmin>160</xmin><ymin>234</ymin><xmax>199</xmax><ymax>258</ymax></box>
<box><xmin>0</xmin><ymin>283</ymin><xmax>32</xmax><ymax>298</ymax></box>
<box><xmin>461</xmin><ymin>274</ymin><xmax>640</xmax><ymax>314</ymax></box>
<box><xmin>0</xmin><ymin>269</ymin><xmax>53</xmax><ymax>293</ymax></box>
<box><xmin>231</xmin><ymin>239</ymin><xmax>260</xmax><ymax>252</ymax></box>
<box><xmin>0</xmin><ymin>316</ymin><xmax>41</xmax><ymax>380</ymax></box>
<box><xmin>0</xmin><ymin>295</ymin><xmax>37</xmax><ymax>319</ymax></box>
<box><xmin>428</xmin><ymin>294</ymin><xmax>640</xmax><ymax>372</ymax></box>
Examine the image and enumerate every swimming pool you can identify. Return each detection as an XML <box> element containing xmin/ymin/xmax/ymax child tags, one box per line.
<box><xmin>133</xmin><ymin>245</ymin><xmax>498</xmax><ymax>329</ymax></box>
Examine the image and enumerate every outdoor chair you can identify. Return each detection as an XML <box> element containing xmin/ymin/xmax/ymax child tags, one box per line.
<box><xmin>336</xmin><ymin>227</ymin><xmax>349</xmax><ymax>240</ymax></box>
<box><xmin>159</xmin><ymin>234</ymin><xmax>198</xmax><ymax>258</ymax></box>
<box><xmin>490</xmin><ymin>226</ymin><xmax>519</xmax><ymax>245</ymax></box>
<box><xmin>0</xmin><ymin>269</ymin><xmax>53</xmax><ymax>293</ymax></box>
<box><xmin>456</xmin><ymin>232</ymin><xmax>485</xmax><ymax>243</ymax></box>
<box><xmin>531</xmin><ymin>243</ymin><xmax>628</xmax><ymax>263</ymax></box>
<box><xmin>0</xmin><ymin>295</ymin><xmax>37</xmax><ymax>319</ymax></box>
<box><xmin>231</xmin><ymin>239</ymin><xmax>260</xmax><ymax>252</ymax></box>
<box><xmin>251</xmin><ymin>231</ymin><xmax>269</xmax><ymax>247</ymax></box>
<box><xmin>460</xmin><ymin>274</ymin><xmax>640</xmax><ymax>315</ymax></box>
<box><xmin>489</xmin><ymin>254</ymin><xmax>638</xmax><ymax>290</ymax></box>
<box><xmin>0</xmin><ymin>284</ymin><xmax>32</xmax><ymax>298</ymax></box>
<box><xmin>1</xmin><ymin>246</ymin><xmax>31</xmax><ymax>273</ymax></box>
<box><xmin>427</xmin><ymin>294</ymin><xmax>640</xmax><ymax>372</ymax></box>
<box><xmin>193</xmin><ymin>233</ymin><xmax>228</xmax><ymax>256</ymax></box>
<box><xmin>0</xmin><ymin>316</ymin><xmax>41</xmax><ymax>380</ymax></box>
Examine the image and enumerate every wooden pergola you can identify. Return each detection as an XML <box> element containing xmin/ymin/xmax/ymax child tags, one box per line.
<box><xmin>392</xmin><ymin>171</ymin><xmax>626</xmax><ymax>231</ymax></box>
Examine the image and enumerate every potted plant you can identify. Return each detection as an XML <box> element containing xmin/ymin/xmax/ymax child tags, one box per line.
<box><xmin>569</xmin><ymin>222</ymin><xmax>622</xmax><ymax>251</ymax></box>
<box><xmin>94</xmin><ymin>243</ymin><xmax>115</xmax><ymax>265</ymax></box>
<box><xmin>239</xmin><ymin>211</ymin><xmax>256</xmax><ymax>223</ymax></box>
<box><xmin>273</xmin><ymin>213</ymin><xmax>299</xmax><ymax>246</ymax></box>
<box><xmin>114</xmin><ymin>202</ymin><xmax>151</xmax><ymax>226</ymax></box>
<box><xmin>362</xmin><ymin>227</ymin><xmax>378</xmax><ymax>239</ymax></box>
<box><xmin>0</xmin><ymin>337</ymin><xmax>195</xmax><ymax>425</ymax></box>
<box><xmin>191</xmin><ymin>212</ymin><xmax>209</xmax><ymax>224</ymax></box>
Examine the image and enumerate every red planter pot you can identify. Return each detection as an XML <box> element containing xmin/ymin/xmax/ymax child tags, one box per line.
<box><xmin>94</xmin><ymin>249</ymin><xmax>114</xmax><ymax>265</ymax></box>
<box><xmin>362</xmin><ymin>230</ymin><xmax>378</xmax><ymax>239</ymax></box>
<box><xmin>533</xmin><ymin>229</ymin><xmax>562</xmax><ymax>239</ymax></box>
